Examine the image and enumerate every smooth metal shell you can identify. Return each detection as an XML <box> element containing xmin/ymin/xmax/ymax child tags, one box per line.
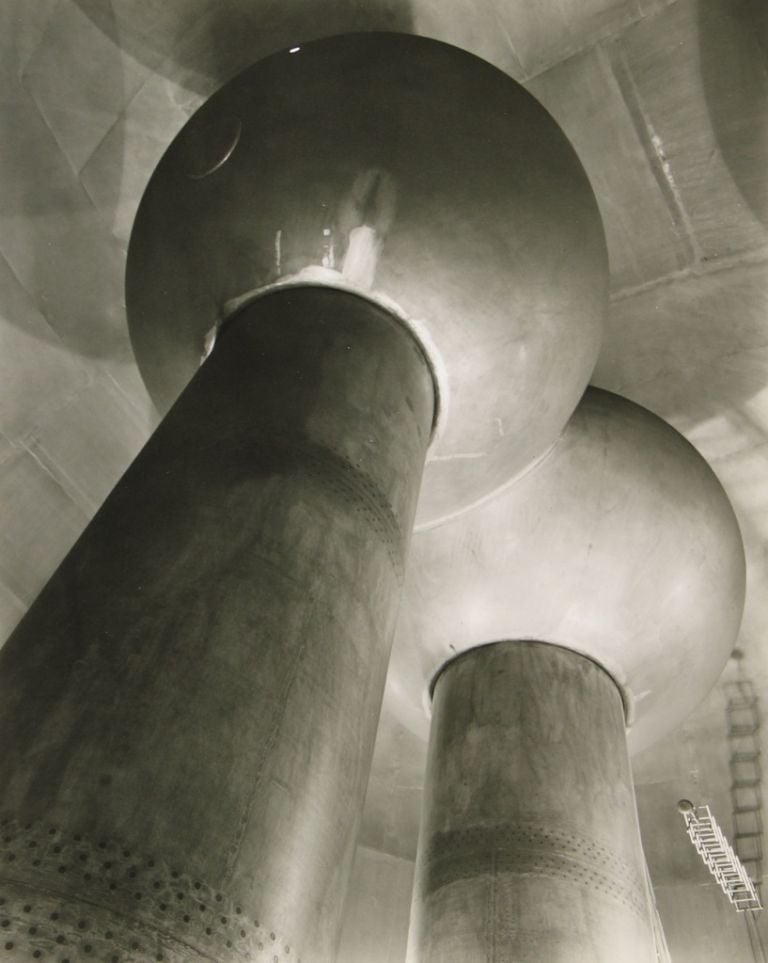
<box><xmin>126</xmin><ymin>32</ymin><xmax>608</xmax><ymax>527</ymax></box>
<box><xmin>389</xmin><ymin>387</ymin><xmax>746</xmax><ymax>754</ymax></box>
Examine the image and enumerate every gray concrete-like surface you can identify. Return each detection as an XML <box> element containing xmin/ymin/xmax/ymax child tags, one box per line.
<box><xmin>0</xmin><ymin>288</ymin><xmax>434</xmax><ymax>962</ymax></box>
<box><xmin>337</xmin><ymin>846</ymin><xmax>415</xmax><ymax>963</ymax></box>
<box><xmin>407</xmin><ymin>641</ymin><xmax>655</xmax><ymax>962</ymax></box>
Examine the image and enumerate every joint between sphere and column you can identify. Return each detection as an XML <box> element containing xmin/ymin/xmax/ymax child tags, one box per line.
<box><xmin>408</xmin><ymin>640</ymin><xmax>656</xmax><ymax>963</ymax></box>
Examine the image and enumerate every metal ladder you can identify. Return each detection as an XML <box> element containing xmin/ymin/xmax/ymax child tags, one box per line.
<box><xmin>680</xmin><ymin>802</ymin><xmax>762</xmax><ymax>912</ymax></box>
<box><xmin>726</xmin><ymin>680</ymin><xmax>763</xmax><ymax>897</ymax></box>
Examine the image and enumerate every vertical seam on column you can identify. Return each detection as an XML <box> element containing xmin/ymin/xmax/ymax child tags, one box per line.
<box><xmin>221</xmin><ymin>610</ymin><xmax>312</xmax><ymax>887</ymax></box>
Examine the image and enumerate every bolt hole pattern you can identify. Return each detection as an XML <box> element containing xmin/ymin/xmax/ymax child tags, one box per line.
<box><xmin>424</xmin><ymin>822</ymin><xmax>648</xmax><ymax>920</ymax></box>
<box><xmin>0</xmin><ymin>818</ymin><xmax>298</xmax><ymax>961</ymax></box>
<box><xmin>231</xmin><ymin>436</ymin><xmax>406</xmax><ymax>579</ymax></box>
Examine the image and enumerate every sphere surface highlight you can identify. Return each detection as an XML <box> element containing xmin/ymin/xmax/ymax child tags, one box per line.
<box><xmin>388</xmin><ymin>388</ymin><xmax>746</xmax><ymax>753</ymax></box>
<box><xmin>126</xmin><ymin>32</ymin><xmax>608</xmax><ymax>526</ymax></box>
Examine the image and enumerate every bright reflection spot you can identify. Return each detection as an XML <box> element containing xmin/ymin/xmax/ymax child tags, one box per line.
<box><xmin>341</xmin><ymin>225</ymin><xmax>380</xmax><ymax>290</ymax></box>
<box><xmin>289</xmin><ymin>46</ymin><xmax>301</xmax><ymax>53</ymax></box>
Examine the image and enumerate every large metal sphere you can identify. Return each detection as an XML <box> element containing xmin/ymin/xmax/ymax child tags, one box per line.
<box><xmin>126</xmin><ymin>32</ymin><xmax>608</xmax><ymax>527</ymax></box>
<box><xmin>388</xmin><ymin>388</ymin><xmax>746</xmax><ymax>753</ymax></box>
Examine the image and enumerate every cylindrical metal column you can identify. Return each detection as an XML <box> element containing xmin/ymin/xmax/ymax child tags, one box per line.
<box><xmin>0</xmin><ymin>286</ymin><xmax>434</xmax><ymax>962</ymax></box>
<box><xmin>407</xmin><ymin>641</ymin><xmax>656</xmax><ymax>963</ymax></box>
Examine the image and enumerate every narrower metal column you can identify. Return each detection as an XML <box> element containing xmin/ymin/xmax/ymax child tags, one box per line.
<box><xmin>0</xmin><ymin>286</ymin><xmax>434</xmax><ymax>963</ymax></box>
<box><xmin>407</xmin><ymin>641</ymin><xmax>656</xmax><ymax>962</ymax></box>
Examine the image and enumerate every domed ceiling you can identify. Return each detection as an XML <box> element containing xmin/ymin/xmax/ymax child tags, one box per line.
<box><xmin>0</xmin><ymin>1</ymin><xmax>766</xmax><ymax>960</ymax></box>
